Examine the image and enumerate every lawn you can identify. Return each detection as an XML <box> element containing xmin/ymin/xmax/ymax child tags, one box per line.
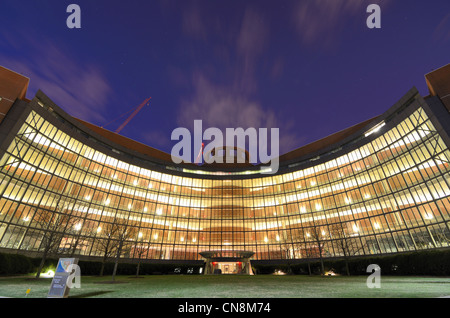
<box><xmin>0</xmin><ymin>274</ymin><xmax>449</xmax><ymax>298</ymax></box>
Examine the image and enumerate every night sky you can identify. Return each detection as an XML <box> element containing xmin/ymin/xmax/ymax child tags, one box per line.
<box><xmin>1</xmin><ymin>0</ymin><xmax>449</xmax><ymax>158</ymax></box>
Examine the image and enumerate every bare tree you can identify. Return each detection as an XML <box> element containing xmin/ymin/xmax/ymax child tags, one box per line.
<box><xmin>111</xmin><ymin>218</ymin><xmax>137</xmax><ymax>281</ymax></box>
<box><xmin>32</xmin><ymin>205</ymin><xmax>81</xmax><ymax>279</ymax></box>
<box><xmin>278</xmin><ymin>231</ymin><xmax>294</xmax><ymax>274</ymax></box>
<box><xmin>295</xmin><ymin>229</ymin><xmax>314</xmax><ymax>275</ymax></box>
<box><xmin>431</xmin><ymin>227</ymin><xmax>450</xmax><ymax>247</ymax></box>
<box><xmin>67</xmin><ymin>223</ymin><xmax>94</xmax><ymax>258</ymax></box>
<box><xmin>330</xmin><ymin>223</ymin><xmax>364</xmax><ymax>276</ymax></box>
<box><xmin>309</xmin><ymin>226</ymin><xmax>327</xmax><ymax>275</ymax></box>
<box><xmin>96</xmin><ymin>221</ymin><xmax>120</xmax><ymax>277</ymax></box>
<box><xmin>132</xmin><ymin>239</ymin><xmax>149</xmax><ymax>277</ymax></box>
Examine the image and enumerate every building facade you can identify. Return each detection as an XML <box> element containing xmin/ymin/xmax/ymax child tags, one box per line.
<box><xmin>0</xmin><ymin>65</ymin><xmax>449</xmax><ymax>264</ymax></box>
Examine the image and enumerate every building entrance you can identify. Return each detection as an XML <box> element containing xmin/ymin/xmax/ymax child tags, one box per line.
<box><xmin>199</xmin><ymin>251</ymin><xmax>254</xmax><ymax>275</ymax></box>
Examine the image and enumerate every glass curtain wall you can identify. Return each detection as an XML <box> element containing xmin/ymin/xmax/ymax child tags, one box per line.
<box><xmin>0</xmin><ymin>106</ymin><xmax>449</xmax><ymax>261</ymax></box>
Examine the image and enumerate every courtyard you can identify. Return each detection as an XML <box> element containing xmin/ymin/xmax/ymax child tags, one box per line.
<box><xmin>0</xmin><ymin>274</ymin><xmax>449</xmax><ymax>298</ymax></box>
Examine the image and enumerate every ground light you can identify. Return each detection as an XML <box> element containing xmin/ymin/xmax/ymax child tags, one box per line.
<box><xmin>37</xmin><ymin>267</ymin><xmax>56</xmax><ymax>278</ymax></box>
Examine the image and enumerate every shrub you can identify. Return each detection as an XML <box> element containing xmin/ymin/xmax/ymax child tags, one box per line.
<box><xmin>0</xmin><ymin>249</ymin><xmax>448</xmax><ymax>276</ymax></box>
<box><xmin>0</xmin><ymin>253</ymin><xmax>34</xmax><ymax>275</ymax></box>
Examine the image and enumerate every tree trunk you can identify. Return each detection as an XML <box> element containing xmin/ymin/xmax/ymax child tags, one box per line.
<box><xmin>345</xmin><ymin>260</ymin><xmax>350</xmax><ymax>276</ymax></box>
<box><xmin>35</xmin><ymin>250</ymin><xmax>48</xmax><ymax>279</ymax></box>
<box><xmin>112</xmin><ymin>258</ymin><xmax>119</xmax><ymax>281</ymax></box>
<box><xmin>111</xmin><ymin>241</ymin><xmax>123</xmax><ymax>281</ymax></box>
<box><xmin>69</xmin><ymin>236</ymin><xmax>80</xmax><ymax>258</ymax></box>
<box><xmin>99</xmin><ymin>254</ymin><xmax>107</xmax><ymax>276</ymax></box>
<box><xmin>343</xmin><ymin>246</ymin><xmax>350</xmax><ymax>276</ymax></box>
<box><xmin>136</xmin><ymin>261</ymin><xmax>141</xmax><ymax>277</ymax></box>
<box><xmin>318</xmin><ymin>245</ymin><xmax>325</xmax><ymax>275</ymax></box>
<box><xmin>99</xmin><ymin>262</ymin><xmax>105</xmax><ymax>277</ymax></box>
<box><xmin>319</xmin><ymin>256</ymin><xmax>325</xmax><ymax>275</ymax></box>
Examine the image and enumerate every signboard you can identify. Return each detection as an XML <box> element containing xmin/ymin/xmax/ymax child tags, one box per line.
<box><xmin>47</xmin><ymin>258</ymin><xmax>79</xmax><ymax>298</ymax></box>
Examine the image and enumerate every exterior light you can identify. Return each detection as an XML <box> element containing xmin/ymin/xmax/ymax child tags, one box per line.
<box><xmin>74</xmin><ymin>223</ymin><xmax>82</xmax><ymax>231</ymax></box>
<box><xmin>192</xmin><ymin>238</ymin><xmax>197</xmax><ymax>242</ymax></box>
<box><xmin>345</xmin><ymin>197</ymin><xmax>352</xmax><ymax>204</ymax></box>
<box><xmin>276</xmin><ymin>235</ymin><xmax>280</xmax><ymax>241</ymax></box>
<box><xmin>264</xmin><ymin>237</ymin><xmax>268</xmax><ymax>243</ymax></box>
<box><xmin>23</xmin><ymin>216</ymin><xmax>30</xmax><ymax>222</ymax></box>
<box><xmin>374</xmin><ymin>222</ymin><xmax>381</xmax><ymax>230</ymax></box>
<box><xmin>364</xmin><ymin>194</ymin><xmax>371</xmax><ymax>199</ymax></box>
<box><xmin>138</xmin><ymin>232</ymin><xmax>143</xmax><ymax>238</ymax></box>
<box><xmin>306</xmin><ymin>233</ymin><xmax>310</xmax><ymax>238</ymax></box>
<box><xmin>300</xmin><ymin>206</ymin><xmax>306</xmax><ymax>213</ymax></box>
<box><xmin>153</xmin><ymin>234</ymin><xmax>158</xmax><ymax>240</ymax></box>
<box><xmin>104</xmin><ymin>198</ymin><xmax>110</xmax><ymax>205</ymax></box>
<box><xmin>311</xmin><ymin>181</ymin><xmax>316</xmax><ymax>186</ymax></box>
<box><xmin>180</xmin><ymin>237</ymin><xmax>184</xmax><ymax>242</ymax></box>
<box><xmin>424</xmin><ymin>213</ymin><xmax>433</xmax><ymax>220</ymax></box>
<box><xmin>42</xmin><ymin>270</ymin><xmax>55</xmax><ymax>278</ymax></box>
<box><xmin>315</xmin><ymin>203</ymin><xmax>322</xmax><ymax>211</ymax></box>
<box><xmin>365</xmin><ymin>121</ymin><xmax>386</xmax><ymax>137</ymax></box>
<box><xmin>352</xmin><ymin>224</ymin><xmax>359</xmax><ymax>233</ymax></box>
<box><xmin>128</xmin><ymin>204</ymin><xmax>132</xmax><ymax>210</ymax></box>
<box><xmin>321</xmin><ymin>230</ymin><xmax>326</xmax><ymax>236</ymax></box>
<box><xmin>97</xmin><ymin>227</ymin><xmax>102</xmax><ymax>233</ymax></box>
<box><xmin>156</xmin><ymin>208</ymin><xmax>163</xmax><ymax>215</ymax></box>
<box><xmin>133</xmin><ymin>180</ymin><xmax>138</xmax><ymax>186</ymax></box>
<box><xmin>85</xmin><ymin>195</ymin><xmax>91</xmax><ymax>201</ymax></box>
<box><xmin>143</xmin><ymin>207</ymin><xmax>148</xmax><ymax>212</ymax></box>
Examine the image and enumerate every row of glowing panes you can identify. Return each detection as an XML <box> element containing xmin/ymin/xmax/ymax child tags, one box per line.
<box><xmin>25</xmin><ymin>108</ymin><xmax>432</xmax><ymax>198</ymax></box>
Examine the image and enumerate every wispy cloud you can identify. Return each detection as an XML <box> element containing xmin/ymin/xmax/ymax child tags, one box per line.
<box><xmin>293</xmin><ymin>0</ymin><xmax>389</xmax><ymax>48</ymax></box>
<box><xmin>236</xmin><ymin>8</ymin><xmax>269</xmax><ymax>93</ymax></box>
<box><xmin>433</xmin><ymin>13</ymin><xmax>450</xmax><ymax>44</ymax></box>
<box><xmin>181</xmin><ymin>4</ymin><xmax>207</xmax><ymax>41</ymax></box>
<box><xmin>177</xmin><ymin>71</ymin><xmax>301</xmax><ymax>156</ymax></box>
<box><xmin>142</xmin><ymin>130</ymin><xmax>172</xmax><ymax>149</ymax></box>
<box><xmin>0</xmin><ymin>32</ymin><xmax>113</xmax><ymax>124</ymax></box>
<box><xmin>176</xmin><ymin>6</ymin><xmax>302</xmax><ymax>156</ymax></box>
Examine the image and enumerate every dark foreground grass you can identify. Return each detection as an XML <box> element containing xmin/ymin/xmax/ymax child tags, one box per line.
<box><xmin>0</xmin><ymin>274</ymin><xmax>449</xmax><ymax>298</ymax></box>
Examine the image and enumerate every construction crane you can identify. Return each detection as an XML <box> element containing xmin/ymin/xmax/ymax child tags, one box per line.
<box><xmin>101</xmin><ymin>97</ymin><xmax>152</xmax><ymax>134</ymax></box>
<box><xmin>195</xmin><ymin>142</ymin><xmax>205</xmax><ymax>165</ymax></box>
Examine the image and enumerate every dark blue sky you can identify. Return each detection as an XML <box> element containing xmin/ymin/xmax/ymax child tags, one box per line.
<box><xmin>1</xmin><ymin>0</ymin><xmax>449</xmax><ymax>157</ymax></box>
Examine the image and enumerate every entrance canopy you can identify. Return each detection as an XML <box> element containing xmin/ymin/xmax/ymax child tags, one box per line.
<box><xmin>199</xmin><ymin>251</ymin><xmax>254</xmax><ymax>275</ymax></box>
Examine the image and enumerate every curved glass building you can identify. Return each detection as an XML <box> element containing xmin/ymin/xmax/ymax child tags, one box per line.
<box><xmin>0</xmin><ymin>65</ymin><xmax>449</xmax><ymax>265</ymax></box>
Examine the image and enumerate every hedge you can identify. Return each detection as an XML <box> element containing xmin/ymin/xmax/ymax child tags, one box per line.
<box><xmin>0</xmin><ymin>253</ymin><xmax>203</xmax><ymax>276</ymax></box>
<box><xmin>76</xmin><ymin>260</ymin><xmax>203</xmax><ymax>276</ymax></box>
<box><xmin>0</xmin><ymin>253</ymin><xmax>34</xmax><ymax>275</ymax></box>
<box><xmin>253</xmin><ymin>249</ymin><xmax>450</xmax><ymax>276</ymax></box>
<box><xmin>0</xmin><ymin>249</ymin><xmax>449</xmax><ymax>276</ymax></box>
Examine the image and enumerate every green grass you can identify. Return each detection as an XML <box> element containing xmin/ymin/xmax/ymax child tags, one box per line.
<box><xmin>0</xmin><ymin>274</ymin><xmax>449</xmax><ymax>298</ymax></box>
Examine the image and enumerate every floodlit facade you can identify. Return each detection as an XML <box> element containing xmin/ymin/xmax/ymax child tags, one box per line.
<box><xmin>0</xmin><ymin>65</ymin><xmax>449</xmax><ymax>265</ymax></box>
